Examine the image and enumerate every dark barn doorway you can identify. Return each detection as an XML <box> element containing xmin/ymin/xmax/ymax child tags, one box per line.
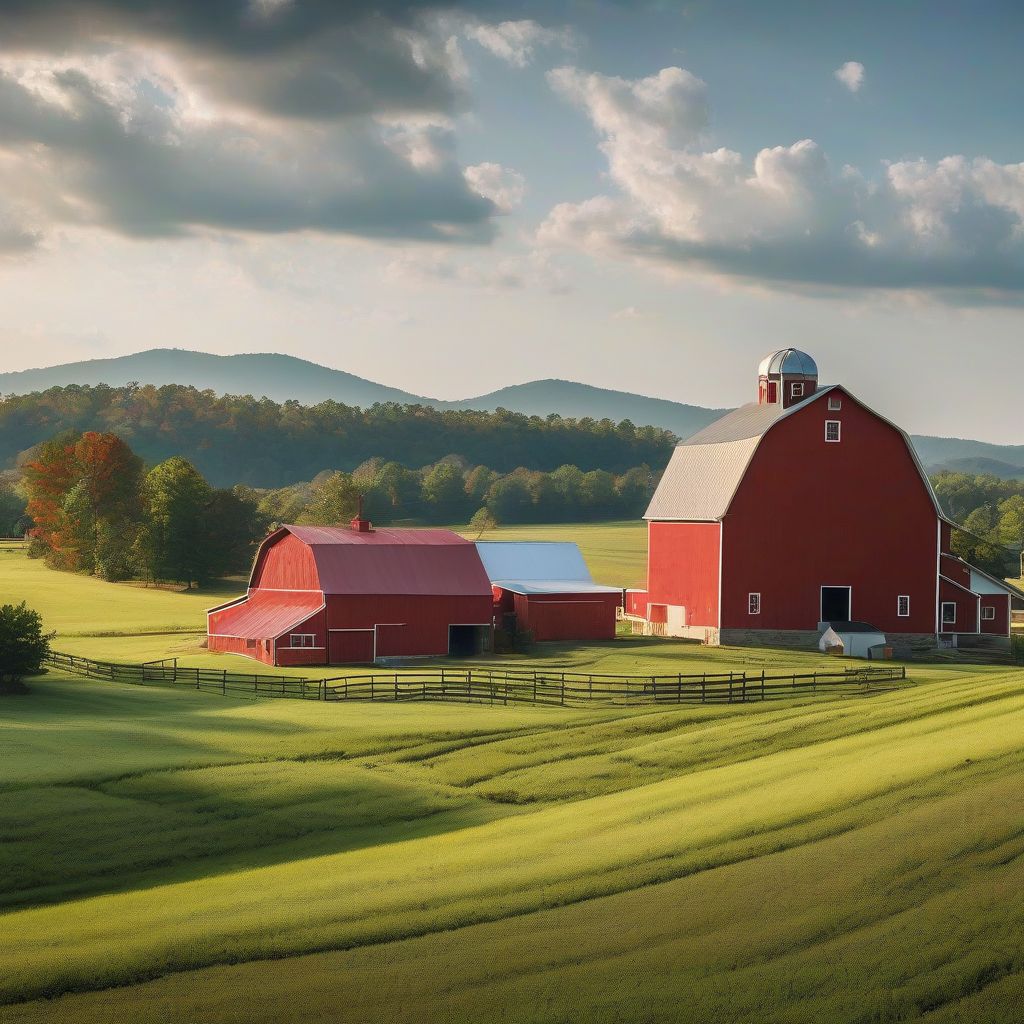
<box><xmin>448</xmin><ymin>624</ymin><xmax>489</xmax><ymax>657</ymax></box>
<box><xmin>820</xmin><ymin>586</ymin><xmax>851</xmax><ymax>623</ymax></box>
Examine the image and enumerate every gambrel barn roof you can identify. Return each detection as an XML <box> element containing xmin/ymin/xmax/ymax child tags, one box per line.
<box><xmin>248</xmin><ymin>525</ymin><xmax>493</xmax><ymax>596</ymax></box>
<box><xmin>645</xmin><ymin>386</ymin><xmax>950</xmax><ymax>524</ymax></box>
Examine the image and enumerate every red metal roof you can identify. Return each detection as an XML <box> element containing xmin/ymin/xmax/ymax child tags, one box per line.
<box><xmin>251</xmin><ymin>526</ymin><xmax>493</xmax><ymax>597</ymax></box>
<box><xmin>209</xmin><ymin>589</ymin><xmax>323</xmax><ymax>640</ymax></box>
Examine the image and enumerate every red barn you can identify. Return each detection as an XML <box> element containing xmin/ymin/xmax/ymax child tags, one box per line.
<box><xmin>626</xmin><ymin>349</ymin><xmax>1022</xmax><ymax>655</ymax></box>
<box><xmin>207</xmin><ymin>518</ymin><xmax>493</xmax><ymax>666</ymax></box>
<box><xmin>476</xmin><ymin>541</ymin><xmax>621</xmax><ymax>642</ymax></box>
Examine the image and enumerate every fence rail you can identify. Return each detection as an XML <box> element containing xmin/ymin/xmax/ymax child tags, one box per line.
<box><xmin>44</xmin><ymin>650</ymin><xmax>908</xmax><ymax>707</ymax></box>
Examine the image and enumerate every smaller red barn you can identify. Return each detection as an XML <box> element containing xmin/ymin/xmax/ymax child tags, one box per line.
<box><xmin>208</xmin><ymin>518</ymin><xmax>494</xmax><ymax>666</ymax></box>
<box><xmin>476</xmin><ymin>542</ymin><xmax>622</xmax><ymax>642</ymax></box>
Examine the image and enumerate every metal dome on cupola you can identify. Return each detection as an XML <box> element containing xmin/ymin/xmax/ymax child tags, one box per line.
<box><xmin>757</xmin><ymin>348</ymin><xmax>818</xmax><ymax>408</ymax></box>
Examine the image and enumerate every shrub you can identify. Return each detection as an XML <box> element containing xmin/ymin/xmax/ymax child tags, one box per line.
<box><xmin>0</xmin><ymin>602</ymin><xmax>52</xmax><ymax>693</ymax></box>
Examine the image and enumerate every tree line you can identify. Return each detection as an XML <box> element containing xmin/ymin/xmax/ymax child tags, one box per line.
<box><xmin>0</xmin><ymin>384</ymin><xmax>676</xmax><ymax>487</ymax></box>
<box><xmin>22</xmin><ymin>432</ymin><xmax>263</xmax><ymax>585</ymax></box>
<box><xmin>258</xmin><ymin>458</ymin><xmax>658</xmax><ymax>529</ymax></box>
<box><xmin>932</xmin><ymin>471</ymin><xmax>1024</xmax><ymax>578</ymax></box>
<box><xmin>14</xmin><ymin>431</ymin><xmax>660</xmax><ymax>584</ymax></box>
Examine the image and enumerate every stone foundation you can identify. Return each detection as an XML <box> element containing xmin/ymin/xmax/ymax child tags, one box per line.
<box><xmin>718</xmin><ymin>628</ymin><xmax>938</xmax><ymax>658</ymax></box>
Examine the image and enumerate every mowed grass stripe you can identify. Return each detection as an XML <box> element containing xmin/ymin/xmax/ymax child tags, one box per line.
<box><xmin>1</xmin><ymin>768</ymin><xmax>1020</xmax><ymax>1024</ymax></box>
<box><xmin>1</xmin><ymin>685</ymin><xmax>1021</xmax><ymax>1005</ymax></box>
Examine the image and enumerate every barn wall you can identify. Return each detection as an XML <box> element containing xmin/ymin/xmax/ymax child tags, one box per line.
<box><xmin>720</xmin><ymin>389</ymin><xmax>939</xmax><ymax>634</ymax></box>
<box><xmin>980</xmin><ymin>594</ymin><xmax>1010</xmax><ymax>636</ymax></box>
<box><xmin>939</xmin><ymin>578</ymin><xmax>979</xmax><ymax>633</ymax></box>
<box><xmin>940</xmin><ymin>554</ymin><xmax>971</xmax><ymax>589</ymax></box>
<box><xmin>252</xmin><ymin>533</ymin><xmax>320</xmax><ymax>590</ymax></box>
<box><xmin>325</xmin><ymin>595</ymin><xmax>493</xmax><ymax>659</ymax></box>
<box><xmin>208</xmin><ymin>634</ymin><xmax>275</xmax><ymax>666</ymax></box>
<box><xmin>644</xmin><ymin>521</ymin><xmax>720</xmax><ymax>627</ymax></box>
<box><xmin>513</xmin><ymin>592</ymin><xmax>619</xmax><ymax>642</ymax></box>
<box><xmin>273</xmin><ymin>607</ymin><xmax>328</xmax><ymax>665</ymax></box>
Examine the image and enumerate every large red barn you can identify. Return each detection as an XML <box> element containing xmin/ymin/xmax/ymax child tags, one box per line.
<box><xmin>207</xmin><ymin>518</ymin><xmax>493</xmax><ymax>666</ymax></box>
<box><xmin>626</xmin><ymin>349</ymin><xmax>1021</xmax><ymax>654</ymax></box>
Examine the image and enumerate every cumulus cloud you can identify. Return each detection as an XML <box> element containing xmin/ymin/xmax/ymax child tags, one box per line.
<box><xmin>464</xmin><ymin>162</ymin><xmax>526</xmax><ymax>212</ymax></box>
<box><xmin>0</xmin><ymin>1</ymin><xmax>475</xmax><ymax>121</ymax></box>
<box><xmin>0</xmin><ymin>56</ymin><xmax>494</xmax><ymax>241</ymax></box>
<box><xmin>834</xmin><ymin>61</ymin><xmax>865</xmax><ymax>93</ymax></box>
<box><xmin>464</xmin><ymin>19</ymin><xmax>573</xmax><ymax>68</ymax></box>
<box><xmin>540</xmin><ymin>64</ymin><xmax>1024</xmax><ymax>300</ymax></box>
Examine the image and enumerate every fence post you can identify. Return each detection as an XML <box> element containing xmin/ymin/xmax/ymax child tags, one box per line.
<box><xmin>678</xmin><ymin>672</ymin><xmax>682</xmax><ymax>704</ymax></box>
<box><xmin>395</xmin><ymin>673</ymin><xmax>399</xmax><ymax>702</ymax></box>
<box><xmin>561</xmin><ymin>674</ymin><xmax>565</xmax><ymax>706</ymax></box>
<box><xmin>761</xmin><ymin>668</ymin><xmax>765</xmax><ymax>701</ymax></box>
<box><xmin>222</xmin><ymin>669</ymin><xmax>227</xmax><ymax>695</ymax></box>
<box><xmin>701</xmin><ymin>674</ymin><xmax>706</xmax><ymax>704</ymax></box>
<box><xmin>741</xmin><ymin>673</ymin><xmax>747</xmax><ymax>702</ymax></box>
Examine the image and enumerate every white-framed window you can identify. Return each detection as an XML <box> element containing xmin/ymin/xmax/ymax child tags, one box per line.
<box><xmin>828</xmin><ymin>396</ymin><xmax>842</xmax><ymax>411</ymax></box>
<box><xmin>897</xmin><ymin>595</ymin><xmax>910</xmax><ymax>617</ymax></box>
<box><xmin>981</xmin><ymin>606</ymin><xmax>996</xmax><ymax>621</ymax></box>
<box><xmin>290</xmin><ymin>633</ymin><xmax>316</xmax><ymax>648</ymax></box>
<box><xmin>792</xmin><ymin>382</ymin><xmax>804</xmax><ymax>398</ymax></box>
<box><xmin>941</xmin><ymin>602</ymin><xmax>957</xmax><ymax>626</ymax></box>
<box><xmin>825</xmin><ymin>420</ymin><xmax>841</xmax><ymax>443</ymax></box>
<box><xmin>748</xmin><ymin>592</ymin><xmax>761</xmax><ymax>615</ymax></box>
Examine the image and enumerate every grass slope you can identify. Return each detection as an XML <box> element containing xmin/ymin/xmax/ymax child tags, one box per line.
<box><xmin>0</xmin><ymin>667</ymin><xmax>1021</xmax><ymax>1022</ymax></box>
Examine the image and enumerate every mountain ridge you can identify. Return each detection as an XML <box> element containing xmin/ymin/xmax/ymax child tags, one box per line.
<box><xmin>1</xmin><ymin>348</ymin><xmax>1018</xmax><ymax>477</ymax></box>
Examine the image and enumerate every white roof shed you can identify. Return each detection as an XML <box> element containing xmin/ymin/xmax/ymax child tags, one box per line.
<box><xmin>475</xmin><ymin>541</ymin><xmax>621</xmax><ymax>596</ymax></box>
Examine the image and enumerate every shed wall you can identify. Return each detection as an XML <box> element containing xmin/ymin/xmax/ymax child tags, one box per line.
<box><xmin>511</xmin><ymin>591</ymin><xmax>619</xmax><ymax>641</ymax></box>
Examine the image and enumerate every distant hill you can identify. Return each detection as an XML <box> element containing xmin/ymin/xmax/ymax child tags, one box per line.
<box><xmin>0</xmin><ymin>349</ymin><xmax>725</xmax><ymax>440</ymax></box>
<box><xmin>921</xmin><ymin>456</ymin><xmax>1024</xmax><ymax>479</ymax></box>
<box><xmin>2</xmin><ymin>347</ymin><xmax>1020</xmax><ymax>478</ymax></box>
<box><xmin>448</xmin><ymin>380</ymin><xmax>728</xmax><ymax>438</ymax></box>
<box><xmin>0</xmin><ymin>350</ymin><xmax>423</xmax><ymax>408</ymax></box>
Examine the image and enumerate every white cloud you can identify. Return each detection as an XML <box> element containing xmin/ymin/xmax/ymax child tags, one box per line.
<box><xmin>464</xmin><ymin>19</ymin><xmax>573</xmax><ymax>68</ymax></box>
<box><xmin>834</xmin><ymin>61</ymin><xmax>865</xmax><ymax>93</ymax></box>
<box><xmin>0</xmin><ymin>50</ymin><xmax>498</xmax><ymax>244</ymax></box>
<box><xmin>464</xmin><ymin>162</ymin><xmax>526</xmax><ymax>212</ymax></box>
<box><xmin>612</xmin><ymin>305</ymin><xmax>643</xmax><ymax>319</ymax></box>
<box><xmin>540</xmin><ymin>64</ymin><xmax>1024</xmax><ymax>301</ymax></box>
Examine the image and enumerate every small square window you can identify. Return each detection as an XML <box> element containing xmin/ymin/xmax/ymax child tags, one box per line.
<box><xmin>792</xmin><ymin>382</ymin><xmax>804</xmax><ymax>397</ymax></box>
<box><xmin>897</xmin><ymin>595</ymin><xmax>910</xmax><ymax>617</ymax></box>
<box><xmin>981</xmin><ymin>606</ymin><xmax>996</xmax><ymax>621</ymax></box>
<box><xmin>825</xmin><ymin>420</ymin><xmax>841</xmax><ymax>443</ymax></box>
<box><xmin>748</xmin><ymin>593</ymin><xmax>761</xmax><ymax>615</ymax></box>
<box><xmin>941</xmin><ymin>602</ymin><xmax>957</xmax><ymax>626</ymax></box>
<box><xmin>290</xmin><ymin>633</ymin><xmax>315</xmax><ymax>648</ymax></box>
<box><xmin>828</xmin><ymin>396</ymin><xmax>842</xmax><ymax>411</ymax></box>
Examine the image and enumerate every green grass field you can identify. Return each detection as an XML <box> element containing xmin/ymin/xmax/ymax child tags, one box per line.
<box><xmin>1</xmin><ymin>537</ymin><xmax>1023</xmax><ymax>1022</ymax></box>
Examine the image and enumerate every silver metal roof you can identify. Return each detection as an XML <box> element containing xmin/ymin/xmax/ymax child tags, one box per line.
<box><xmin>757</xmin><ymin>348</ymin><xmax>818</xmax><ymax>378</ymax></box>
<box><xmin>475</xmin><ymin>541</ymin><xmax>593</xmax><ymax>584</ymax></box>
<box><xmin>490</xmin><ymin>579</ymin><xmax>622</xmax><ymax>596</ymax></box>
<box><xmin>644</xmin><ymin>436</ymin><xmax>761</xmax><ymax>521</ymax></box>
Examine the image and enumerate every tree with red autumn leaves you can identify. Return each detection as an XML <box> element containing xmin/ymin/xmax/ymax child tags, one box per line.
<box><xmin>23</xmin><ymin>431</ymin><xmax>143</xmax><ymax>578</ymax></box>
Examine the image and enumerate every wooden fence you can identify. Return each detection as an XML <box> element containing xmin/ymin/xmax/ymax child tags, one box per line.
<box><xmin>45</xmin><ymin>651</ymin><xmax>908</xmax><ymax>707</ymax></box>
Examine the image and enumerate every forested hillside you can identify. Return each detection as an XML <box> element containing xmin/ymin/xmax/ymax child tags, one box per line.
<box><xmin>0</xmin><ymin>385</ymin><xmax>675</xmax><ymax>487</ymax></box>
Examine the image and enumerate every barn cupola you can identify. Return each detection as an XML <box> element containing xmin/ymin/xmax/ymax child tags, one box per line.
<box><xmin>757</xmin><ymin>348</ymin><xmax>818</xmax><ymax>408</ymax></box>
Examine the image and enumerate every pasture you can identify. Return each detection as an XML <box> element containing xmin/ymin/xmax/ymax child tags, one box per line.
<box><xmin>1</xmin><ymin>665</ymin><xmax>1022</xmax><ymax>1023</ymax></box>
<box><xmin>1</xmin><ymin>533</ymin><xmax>1022</xmax><ymax>1022</ymax></box>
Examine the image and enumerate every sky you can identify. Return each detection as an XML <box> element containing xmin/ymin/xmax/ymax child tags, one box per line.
<box><xmin>0</xmin><ymin>0</ymin><xmax>1022</xmax><ymax>441</ymax></box>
